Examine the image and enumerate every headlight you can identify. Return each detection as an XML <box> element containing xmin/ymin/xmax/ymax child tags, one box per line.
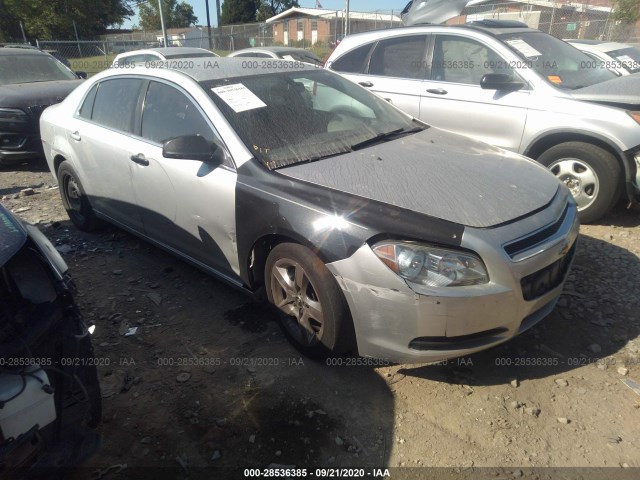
<box><xmin>0</xmin><ymin>108</ymin><xmax>28</xmax><ymax>122</ymax></box>
<box><xmin>372</xmin><ymin>241</ymin><xmax>489</xmax><ymax>287</ymax></box>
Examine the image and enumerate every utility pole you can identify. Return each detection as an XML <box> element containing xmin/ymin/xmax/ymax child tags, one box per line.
<box><xmin>72</xmin><ymin>19</ymin><xmax>81</xmax><ymax>56</ymax></box>
<box><xmin>19</xmin><ymin>21</ymin><xmax>27</xmax><ymax>43</ymax></box>
<box><xmin>216</xmin><ymin>0</ymin><xmax>222</xmax><ymax>49</ymax></box>
<box><xmin>205</xmin><ymin>0</ymin><xmax>213</xmax><ymax>50</ymax></box>
<box><xmin>158</xmin><ymin>0</ymin><xmax>169</xmax><ymax>47</ymax></box>
<box><xmin>345</xmin><ymin>0</ymin><xmax>350</xmax><ymax>36</ymax></box>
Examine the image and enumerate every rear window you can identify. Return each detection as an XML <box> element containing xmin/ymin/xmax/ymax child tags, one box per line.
<box><xmin>91</xmin><ymin>78</ymin><xmax>145</xmax><ymax>133</ymax></box>
<box><xmin>607</xmin><ymin>47</ymin><xmax>640</xmax><ymax>74</ymax></box>
<box><xmin>329</xmin><ymin>44</ymin><xmax>372</xmax><ymax>73</ymax></box>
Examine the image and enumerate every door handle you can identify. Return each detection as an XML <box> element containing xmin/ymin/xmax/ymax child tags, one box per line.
<box><xmin>70</xmin><ymin>131</ymin><xmax>81</xmax><ymax>141</ymax></box>
<box><xmin>358</xmin><ymin>81</ymin><xmax>374</xmax><ymax>87</ymax></box>
<box><xmin>130</xmin><ymin>154</ymin><xmax>149</xmax><ymax>166</ymax></box>
<box><xmin>426</xmin><ymin>88</ymin><xmax>448</xmax><ymax>95</ymax></box>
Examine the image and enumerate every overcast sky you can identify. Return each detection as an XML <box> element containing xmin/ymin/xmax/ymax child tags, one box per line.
<box><xmin>124</xmin><ymin>0</ymin><xmax>410</xmax><ymax>28</ymax></box>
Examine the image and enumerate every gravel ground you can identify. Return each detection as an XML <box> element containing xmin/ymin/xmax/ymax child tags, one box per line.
<box><xmin>1</xmin><ymin>162</ymin><xmax>640</xmax><ymax>480</ymax></box>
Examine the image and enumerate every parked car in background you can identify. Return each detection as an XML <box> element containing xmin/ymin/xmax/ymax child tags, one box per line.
<box><xmin>0</xmin><ymin>46</ymin><xmax>83</xmax><ymax>166</ymax></box>
<box><xmin>111</xmin><ymin>47</ymin><xmax>219</xmax><ymax>67</ymax></box>
<box><xmin>0</xmin><ymin>204</ymin><xmax>101</xmax><ymax>476</ymax></box>
<box><xmin>40</xmin><ymin>59</ymin><xmax>578</xmax><ymax>364</ymax></box>
<box><xmin>326</xmin><ymin>20</ymin><xmax>640</xmax><ymax>223</ymax></box>
<box><xmin>228</xmin><ymin>47</ymin><xmax>323</xmax><ymax>66</ymax></box>
<box><xmin>566</xmin><ymin>39</ymin><xmax>640</xmax><ymax>76</ymax></box>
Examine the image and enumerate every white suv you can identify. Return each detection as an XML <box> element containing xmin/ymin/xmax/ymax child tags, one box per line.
<box><xmin>326</xmin><ymin>20</ymin><xmax>640</xmax><ymax>222</ymax></box>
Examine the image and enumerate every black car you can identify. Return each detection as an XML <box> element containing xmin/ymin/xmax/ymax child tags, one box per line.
<box><xmin>0</xmin><ymin>47</ymin><xmax>82</xmax><ymax>167</ymax></box>
<box><xmin>0</xmin><ymin>205</ymin><xmax>102</xmax><ymax>476</ymax></box>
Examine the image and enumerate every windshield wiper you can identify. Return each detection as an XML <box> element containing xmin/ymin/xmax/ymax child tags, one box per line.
<box><xmin>350</xmin><ymin>127</ymin><xmax>424</xmax><ymax>151</ymax></box>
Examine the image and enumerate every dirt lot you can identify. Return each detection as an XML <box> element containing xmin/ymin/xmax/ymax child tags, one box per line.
<box><xmin>2</xmin><ymin>162</ymin><xmax>640</xmax><ymax>480</ymax></box>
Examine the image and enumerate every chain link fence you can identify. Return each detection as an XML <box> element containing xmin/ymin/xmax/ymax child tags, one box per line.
<box><xmin>31</xmin><ymin>3</ymin><xmax>640</xmax><ymax>76</ymax></box>
<box><xmin>454</xmin><ymin>2</ymin><xmax>636</xmax><ymax>43</ymax></box>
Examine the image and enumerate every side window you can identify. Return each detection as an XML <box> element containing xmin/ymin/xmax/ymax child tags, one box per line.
<box><xmin>91</xmin><ymin>78</ymin><xmax>144</xmax><ymax>132</ymax></box>
<box><xmin>236</xmin><ymin>53</ymin><xmax>271</xmax><ymax>58</ymax></box>
<box><xmin>78</xmin><ymin>84</ymin><xmax>98</xmax><ymax>119</ymax></box>
<box><xmin>141</xmin><ymin>81</ymin><xmax>214</xmax><ymax>144</ymax></box>
<box><xmin>329</xmin><ymin>43</ymin><xmax>372</xmax><ymax>73</ymax></box>
<box><xmin>118</xmin><ymin>54</ymin><xmax>148</xmax><ymax>65</ymax></box>
<box><xmin>432</xmin><ymin>35</ymin><xmax>514</xmax><ymax>85</ymax></box>
<box><xmin>368</xmin><ymin>35</ymin><xmax>427</xmax><ymax>80</ymax></box>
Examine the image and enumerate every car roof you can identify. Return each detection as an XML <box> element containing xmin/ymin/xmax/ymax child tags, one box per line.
<box><xmin>100</xmin><ymin>57</ymin><xmax>318</xmax><ymax>83</ymax></box>
<box><xmin>233</xmin><ymin>46</ymin><xmax>311</xmax><ymax>54</ymax></box>
<box><xmin>118</xmin><ymin>47</ymin><xmax>213</xmax><ymax>56</ymax></box>
<box><xmin>337</xmin><ymin>21</ymin><xmax>537</xmax><ymax>45</ymax></box>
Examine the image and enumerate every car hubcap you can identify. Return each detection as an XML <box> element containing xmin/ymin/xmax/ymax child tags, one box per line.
<box><xmin>270</xmin><ymin>259</ymin><xmax>324</xmax><ymax>346</ymax></box>
<box><xmin>65</xmin><ymin>175</ymin><xmax>84</xmax><ymax>218</ymax></box>
<box><xmin>548</xmin><ymin>158</ymin><xmax>599</xmax><ymax>211</ymax></box>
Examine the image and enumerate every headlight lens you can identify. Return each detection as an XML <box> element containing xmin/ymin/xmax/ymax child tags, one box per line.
<box><xmin>372</xmin><ymin>241</ymin><xmax>489</xmax><ymax>287</ymax></box>
<box><xmin>0</xmin><ymin>108</ymin><xmax>28</xmax><ymax>122</ymax></box>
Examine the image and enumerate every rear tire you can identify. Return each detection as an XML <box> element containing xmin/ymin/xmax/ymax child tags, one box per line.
<box><xmin>265</xmin><ymin>243</ymin><xmax>354</xmax><ymax>359</ymax></box>
<box><xmin>537</xmin><ymin>142</ymin><xmax>621</xmax><ymax>223</ymax></box>
<box><xmin>57</xmin><ymin>162</ymin><xmax>104</xmax><ymax>232</ymax></box>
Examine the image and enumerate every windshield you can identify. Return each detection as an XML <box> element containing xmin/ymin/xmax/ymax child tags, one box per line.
<box><xmin>607</xmin><ymin>46</ymin><xmax>640</xmax><ymax>74</ymax></box>
<box><xmin>202</xmin><ymin>69</ymin><xmax>424</xmax><ymax>169</ymax></box>
<box><xmin>498</xmin><ymin>32</ymin><xmax>616</xmax><ymax>89</ymax></box>
<box><xmin>277</xmin><ymin>51</ymin><xmax>323</xmax><ymax>65</ymax></box>
<box><xmin>0</xmin><ymin>53</ymin><xmax>77</xmax><ymax>85</ymax></box>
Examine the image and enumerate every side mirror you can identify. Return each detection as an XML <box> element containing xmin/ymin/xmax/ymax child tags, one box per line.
<box><xmin>76</xmin><ymin>71</ymin><xmax>88</xmax><ymax>79</ymax></box>
<box><xmin>480</xmin><ymin>73</ymin><xmax>525</xmax><ymax>91</ymax></box>
<box><xmin>163</xmin><ymin>135</ymin><xmax>224</xmax><ymax>165</ymax></box>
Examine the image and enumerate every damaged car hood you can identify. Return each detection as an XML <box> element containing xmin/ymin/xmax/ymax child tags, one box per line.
<box><xmin>570</xmin><ymin>74</ymin><xmax>640</xmax><ymax>108</ymax></box>
<box><xmin>278</xmin><ymin>129</ymin><xmax>559</xmax><ymax>228</ymax></box>
<box><xmin>0</xmin><ymin>204</ymin><xmax>27</xmax><ymax>267</ymax></box>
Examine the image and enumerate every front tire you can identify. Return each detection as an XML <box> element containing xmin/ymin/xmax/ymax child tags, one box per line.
<box><xmin>537</xmin><ymin>142</ymin><xmax>621</xmax><ymax>223</ymax></box>
<box><xmin>57</xmin><ymin>162</ymin><xmax>103</xmax><ymax>232</ymax></box>
<box><xmin>265</xmin><ymin>243</ymin><xmax>354</xmax><ymax>359</ymax></box>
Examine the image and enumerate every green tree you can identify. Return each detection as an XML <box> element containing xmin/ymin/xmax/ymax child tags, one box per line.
<box><xmin>0</xmin><ymin>0</ymin><xmax>132</xmax><ymax>41</ymax></box>
<box><xmin>221</xmin><ymin>0</ymin><xmax>260</xmax><ymax>25</ymax></box>
<box><xmin>613</xmin><ymin>0</ymin><xmax>640</xmax><ymax>24</ymax></box>
<box><xmin>139</xmin><ymin>0</ymin><xmax>198</xmax><ymax>30</ymax></box>
<box><xmin>256</xmin><ymin>0</ymin><xmax>299</xmax><ymax>21</ymax></box>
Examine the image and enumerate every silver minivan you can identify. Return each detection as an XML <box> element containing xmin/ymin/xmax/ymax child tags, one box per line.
<box><xmin>326</xmin><ymin>20</ymin><xmax>640</xmax><ymax>222</ymax></box>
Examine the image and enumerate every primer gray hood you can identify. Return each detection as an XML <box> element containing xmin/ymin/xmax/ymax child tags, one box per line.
<box><xmin>278</xmin><ymin>129</ymin><xmax>559</xmax><ymax>228</ymax></box>
<box><xmin>570</xmin><ymin>74</ymin><xmax>640</xmax><ymax>108</ymax></box>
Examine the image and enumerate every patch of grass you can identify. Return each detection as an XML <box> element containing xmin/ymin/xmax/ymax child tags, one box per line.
<box><xmin>68</xmin><ymin>54</ymin><xmax>116</xmax><ymax>76</ymax></box>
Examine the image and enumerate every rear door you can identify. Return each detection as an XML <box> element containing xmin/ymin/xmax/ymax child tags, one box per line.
<box><xmin>69</xmin><ymin>77</ymin><xmax>146</xmax><ymax>230</ymax></box>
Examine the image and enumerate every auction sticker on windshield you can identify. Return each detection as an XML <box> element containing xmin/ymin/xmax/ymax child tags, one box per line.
<box><xmin>211</xmin><ymin>84</ymin><xmax>267</xmax><ymax>113</ymax></box>
<box><xmin>505</xmin><ymin>39</ymin><xmax>542</xmax><ymax>58</ymax></box>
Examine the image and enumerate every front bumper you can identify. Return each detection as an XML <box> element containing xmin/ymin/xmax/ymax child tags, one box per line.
<box><xmin>327</xmin><ymin>190</ymin><xmax>579</xmax><ymax>364</ymax></box>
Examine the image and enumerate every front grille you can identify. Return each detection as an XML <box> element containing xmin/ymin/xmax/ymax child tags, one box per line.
<box><xmin>520</xmin><ymin>243</ymin><xmax>575</xmax><ymax>301</ymax></box>
<box><xmin>0</xmin><ymin>133</ymin><xmax>27</xmax><ymax>149</ymax></box>
<box><xmin>504</xmin><ymin>204</ymin><xmax>568</xmax><ymax>259</ymax></box>
<box><xmin>409</xmin><ymin>327</ymin><xmax>509</xmax><ymax>351</ymax></box>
